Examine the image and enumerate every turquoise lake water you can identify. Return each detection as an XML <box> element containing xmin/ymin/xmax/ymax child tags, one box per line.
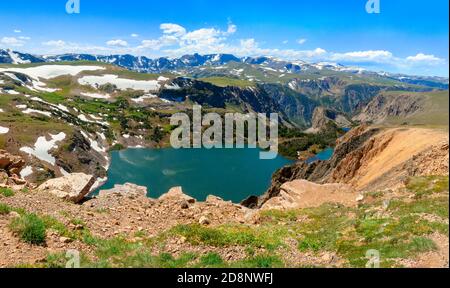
<box><xmin>96</xmin><ymin>148</ymin><xmax>293</xmax><ymax>203</ymax></box>
<box><xmin>305</xmin><ymin>147</ymin><xmax>334</xmax><ymax>164</ymax></box>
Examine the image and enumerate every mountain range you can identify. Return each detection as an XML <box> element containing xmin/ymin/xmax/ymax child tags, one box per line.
<box><xmin>1</xmin><ymin>48</ymin><xmax>448</xmax><ymax>89</ymax></box>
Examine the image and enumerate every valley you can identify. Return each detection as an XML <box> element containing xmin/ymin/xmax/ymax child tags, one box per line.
<box><xmin>0</xmin><ymin>49</ymin><xmax>448</xmax><ymax>268</ymax></box>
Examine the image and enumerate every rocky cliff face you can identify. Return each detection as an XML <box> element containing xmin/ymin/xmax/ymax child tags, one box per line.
<box><xmin>354</xmin><ymin>92</ymin><xmax>425</xmax><ymax>124</ymax></box>
<box><xmin>160</xmin><ymin>78</ymin><xmax>282</xmax><ymax>113</ymax></box>
<box><xmin>308</xmin><ymin>107</ymin><xmax>351</xmax><ymax>132</ymax></box>
<box><xmin>244</xmin><ymin>125</ymin><xmax>379</xmax><ymax>207</ymax></box>
<box><xmin>261</xmin><ymin>84</ymin><xmax>318</xmax><ymax>127</ymax></box>
<box><xmin>246</xmin><ymin>125</ymin><xmax>449</xmax><ymax>208</ymax></box>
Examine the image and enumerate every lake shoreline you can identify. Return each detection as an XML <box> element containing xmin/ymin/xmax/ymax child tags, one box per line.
<box><xmin>92</xmin><ymin>147</ymin><xmax>293</xmax><ymax>203</ymax></box>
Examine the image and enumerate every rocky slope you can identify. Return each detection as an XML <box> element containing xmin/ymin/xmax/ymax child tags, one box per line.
<box><xmin>354</xmin><ymin>90</ymin><xmax>449</xmax><ymax>126</ymax></box>
<box><xmin>354</xmin><ymin>92</ymin><xmax>425</xmax><ymax>124</ymax></box>
<box><xmin>1</xmin><ymin>159</ymin><xmax>448</xmax><ymax>268</ymax></box>
<box><xmin>247</xmin><ymin>125</ymin><xmax>449</xmax><ymax>208</ymax></box>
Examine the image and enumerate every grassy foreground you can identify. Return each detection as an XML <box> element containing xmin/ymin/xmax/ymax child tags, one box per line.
<box><xmin>1</xmin><ymin>175</ymin><xmax>448</xmax><ymax>268</ymax></box>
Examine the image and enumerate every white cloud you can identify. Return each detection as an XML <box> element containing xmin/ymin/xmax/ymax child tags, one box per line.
<box><xmin>39</xmin><ymin>40</ymin><xmax>124</xmax><ymax>55</ymax></box>
<box><xmin>297</xmin><ymin>38</ymin><xmax>307</xmax><ymax>45</ymax></box>
<box><xmin>137</xmin><ymin>22</ymin><xmax>236</xmax><ymax>53</ymax></box>
<box><xmin>42</xmin><ymin>40</ymin><xmax>67</xmax><ymax>47</ymax></box>
<box><xmin>182</xmin><ymin>28</ymin><xmax>223</xmax><ymax>44</ymax></box>
<box><xmin>24</xmin><ymin>21</ymin><xmax>447</xmax><ymax>75</ymax></box>
<box><xmin>14</xmin><ymin>29</ymin><xmax>22</xmax><ymax>33</ymax></box>
<box><xmin>227</xmin><ymin>23</ymin><xmax>237</xmax><ymax>34</ymax></box>
<box><xmin>139</xmin><ymin>39</ymin><xmax>163</xmax><ymax>50</ymax></box>
<box><xmin>330</xmin><ymin>50</ymin><xmax>394</xmax><ymax>63</ymax></box>
<box><xmin>160</xmin><ymin>23</ymin><xmax>187</xmax><ymax>37</ymax></box>
<box><xmin>406</xmin><ymin>53</ymin><xmax>444</xmax><ymax>64</ymax></box>
<box><xmin>19</xmin><ymin>36</ymin><xmax>31</xmax><ymax>40</ymax></box>
<box><xmin>1</xmin><ymin>37</ymin><xmax>26</xmax><ymax>47</ymax></box>
<box><xmin>106</xmin><ymin>39</ymin><xmax>128</xmax><ymax>47</ymax></box>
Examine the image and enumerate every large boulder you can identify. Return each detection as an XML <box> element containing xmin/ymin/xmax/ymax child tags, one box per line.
<box><xmin>38</xmin><ymin>173</ymin><xmax>95</xmax><ymax>203</ymax></box>
<box><xmin>261</xmin><ymin>179</ymin><xmax>359</xmax><ymax>210</ymax></box>
<box><xmin>0</xmin><ymin>149</ymin><xmax>25</xmax><ymax>177</ymax></box>
<box><xmin>159</xmin><ymin>186</ymin><xmax>195</xmax><ymax>203</ymax></box>
<box><xmin>99</xmin><ymin>183</ymin><xmax>148</xmax><ymax>198</ymax></box>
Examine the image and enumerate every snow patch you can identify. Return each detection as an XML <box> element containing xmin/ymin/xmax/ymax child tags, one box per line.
<box><xmin>78</xmin><ymin>74</ymin><xmax>160</xmax><ymax>92</ymax></box>
<box><xmin>80</xmin><ymin>92</ymin><xmax>111</xmax><ymax>99</ymax></box>
<box><xmin>157</xmin><ymin>76</ymin><xmax>169</xmax><ymax>81</ymax></box>
<box><xmin>23</xmin><ymin>108</ymin><xmax>52</xmax><ymax>117</ymax></box>
<box><xmin>131</xmin><ymin>94</ymin><xmax>157</xmax><ymax>103</ymax></box>
<box><xmin>80</xmin><ymin>131</ymin><xmax>106</xmax><ymax>153</ymax></box>
<box><xmin>78</xmin><ymin>114</ymin><xmax>109</xmax><ymax>126</ymax></box>
<box><xmin>0</xmin><ymin>126</ymin><xmax>9</xmax><ymax>134</ymax></box>
<box><xmin>20</xmin><ymin>132</ymin><xmax>66</xmax><ymax>165</ymax></box>
<box><xmin>3</xmin><ymin>89</ymin><xmax>20</xmax><ymax>95</ymax></box>
<box><xmin>20</xmin><ymin>166</ymin><xmax>33</xmax><ymax>178</ymax></box>
<box><xmin>60</xmin><ymin>167</ymin><xmax>70</xmax><ymax>176</ymax></box>
<box><xmin>0</xmin><ymin>65</ymin><xmax>105</xmax><ymax>80</ymax></box>
<box><xmin>91</xmin><ymin>177</ymin><xmax>108</xmax><ymax>192</ymax></box>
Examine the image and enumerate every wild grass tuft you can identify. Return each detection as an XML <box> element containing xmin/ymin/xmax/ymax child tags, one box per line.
<box><xmin>9</xmin><ymin>213</ymin><xmax>46</xmax><ymax>245</ymax></box>
<box><xmin>0</xmin><ymin>187</ymin><xmax>14</xmax><ymax>197</ymax></box>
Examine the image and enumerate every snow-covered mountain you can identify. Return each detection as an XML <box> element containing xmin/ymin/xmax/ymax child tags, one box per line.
<box><xmin>0</xmin><ymin>48</ymin><xmax>367</xmax><ymax>74</ymax></box>
<box><xmin>0</xmin><ymin>49</ymin><xmax>448</xmax><ymax>89</ymax></box>
<box><xmin>0</xmin><ymin>49</ymin><xmax>44</xmax><ymax>64</ymax></box>
<box><xmin>43</xmin><ymin>53</ymin><xmax>243</xmax><ymax>73</ymax></box>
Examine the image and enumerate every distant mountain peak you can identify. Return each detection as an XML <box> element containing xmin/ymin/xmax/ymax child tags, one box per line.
<box><xmin>0</xmin><ymin>49</ymin><xmax>447</xmax><ymax>89</ymax></box>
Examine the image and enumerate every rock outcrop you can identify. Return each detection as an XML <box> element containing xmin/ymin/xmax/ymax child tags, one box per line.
<box><xmin>245</xmin><ymin>125</ymin><xmax>449</xmax><ymax>208</ymax></box>
<box><xmin>243</xmin><ymin>125</ymin><xmax>379</xmax><ymax>207</ymax></box>
<box><xmin>38</xmin><ymin>173</ymin><xmax>95</xmax><ymax>203</ymax></box>
<box><xmin>328</xmin><ymin>127</ymin><xmax>449</xmax><ymax>190</ymax></box>
<box><xmin>0</xmin><ymin>150</ymin><xmax>28</xmax><ymax>187</ymax></box>
<box><xmin>261</xmin><ymin>180</ymin><xmax>359</xmax><ymax>210</ymax></box>
<box><xmin>54</xmin><ymin>130</ymin><xmax>109</xmax><ymax>180</ymax></box>
<box><xmin>0</xmin><ymin>150</ymin><xmax>25</xmax><ymax>178</ymax></box>
<box><xmin>99</xmin><ymin>183</ymin><xmax>148</xmax><ymax>198</ymax></box>
<box><xmin>158</xmin><ymin>186</ymin><xmax>196</xmax><ymax>204</ymax></box>
<box><xmin>308</xmin><ymin>107</ymin><xmax>351</xmax><ymax>132</ymax></box>
<box><xmin>405</xmin><ymin>142</ymin><xmax>449</xmax><ymax>177</ymax></box>
<box><xmin>353</xmin><ymin>92</ymin><xmax>425</xmax><ymax>124</ymax></box>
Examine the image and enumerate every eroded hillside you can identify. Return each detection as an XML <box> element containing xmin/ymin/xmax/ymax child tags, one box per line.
<box><xmin>1</xmin><ymin>125</ymin><xmax>448</xmax><ymax>268</ymax></box>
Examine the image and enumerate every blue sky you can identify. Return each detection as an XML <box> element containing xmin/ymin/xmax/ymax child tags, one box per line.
<box><xmin>0</xmin><ymin>0</ymin><xmax>448</xmax><ymax>76</ymax></box>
